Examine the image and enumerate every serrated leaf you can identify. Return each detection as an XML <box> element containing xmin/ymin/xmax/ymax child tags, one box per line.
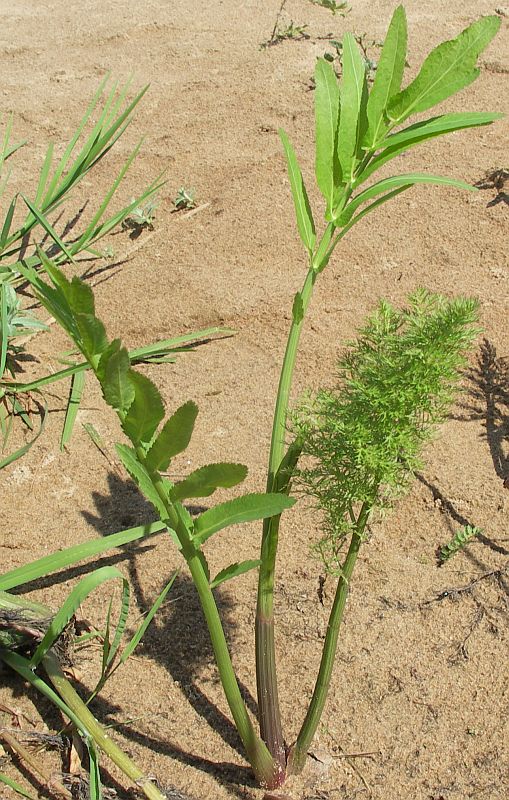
<box><xmin>364</xmin><ymin>5</ymin><xmax>407</xmax><ymax>148</ymax></box>
<box><xmin>336</xmin><ymin>172</ymin><xmax>476</xmax><ymax>227</ymax></box>
<box><xmin>68</xmin><ymin>276</ymin><xmax>95</xmax><ymax>315</ymax></box>
<box><xmin>279</xmin><ymin>129</ymin><xmax>316</xmax><ymax>254</ymax></box>
<box><xmin>116</xmin><ymin>443</ymin><xmax>168</xmax><ymax>519</ymax></box>
<box><xmin>356</xmin><ymin>112</ymin><xmax>503</xmax><ymax>187</ymax></box>
<box><xmin>388</xmin><ymin>15</ymin><xmax>501</xmax><ymax>126</ymax></box>
<box><xmin>145</xmin><ymin>400</ymin><xmax>198</xmax><ymax>473</ymax></box>
<box><xmin>193</xmin><ymin>492</ymin><xmax>296</xmax><ymax>546</ymax></box>
<box><xmin>122</xmin><ymin>369</ymin><xmax>164</xmax><ymax>447</ymax></box>
<box><xmin>337</xmin><ymin>33</ymin><xmax>368</xmax><ymax>181</ymax></box>
<box><xmin>171</xmin><ymin>462</ymin><xmax>248</xmax><ymax>501</ymax></box>
<box><xmin>75</xmin><ymin>313</ymin><xmax>108</xmax><ymax>364</ymax></box>
<box><xmin>210</xmin><ymin>559</ymin><xmax>261</xmax><ymax>589</ymax></box>
<box><xmin>314</xmin><ymin>59</ymin><xmax>341</xmax><ymax>211</ymax></box>
<box><xmin>100</xmin><ymin>344</ymin><xmax>134</xmax><ymax>413</ymax></box>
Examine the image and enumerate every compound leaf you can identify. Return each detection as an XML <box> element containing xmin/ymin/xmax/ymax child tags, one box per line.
<box><xmin>170</xmin><ymin>462</ymin><xmax>248</xmax><ymax>501</ymax></box>
<box><xmin>145</xmin><ymin>400</ymin><xmax>198</xmax><ymax>473</ymax></box>
<box><xmin>193</xmin><ymin>492</ymin><xmax>295</xmax><ymax>546</ymax></box>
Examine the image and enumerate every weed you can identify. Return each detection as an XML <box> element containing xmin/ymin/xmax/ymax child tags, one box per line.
<box><xmin>309</xmin><ymin>0</ymin><xmax>350</xmax><ymax>14</ymax></box>
<box><xmin>122</xmin><ymin>195</ymin><xmax>159</xmax><ymax>234</ymax></box>
<box><xmin>439</xmin><ymin>525</ymin><xmax>483</xmax><ymax>563</ymax></box>
<box><xmin>0</xmin><ymin>6</ymin><xmax>503</xmax><ymax>796</ymax></box>
<box><xmin>173</xmin><ymin>186</ymin><xmax>197</xmax><ymax>211</ymax></box>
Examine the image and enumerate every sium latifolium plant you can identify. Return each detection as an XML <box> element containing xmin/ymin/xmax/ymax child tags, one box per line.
<box><xmin>5</xmin><ymin>6</ymin><xmax>502</xmax><ymax>793</ymax></box>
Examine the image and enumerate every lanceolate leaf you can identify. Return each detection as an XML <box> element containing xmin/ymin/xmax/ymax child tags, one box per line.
<box><xmin>337</xmin><ymin>33</ymin><xmax>367</xmax><ymax>181</ymax></box>
<box><xmin>193</xmin><ymin>493</ymin><xmax>296</xmax><ymax>546</ymax></box>
<box><xmin>170</xmin><ymin>462</ymin><xmax>248</xmax><ymax>501</ymax></box>
<box><xmin>122</xmin><ymin>369</ymin><xmax>165</xmax><ymax>447</ymax></box>
<box><xmin>210</xmin><ymin>559</ymin><xmax>261</xmax><ymax>589</ymax></box>
<box><xmin>60</xmin><ymin>368</ymin><xmax>86</xmax><ymax>449</ymax></box>
<box><xmin>145</xmin><ymin>400</ymin><xmax>198</xmax><ymax>473</ymax></box>
<box><xmin>314</xmin><ymin>59</ymin><xmax>341</xmax><ymax>211</ymax></box>
<box><xmin>364</xmin><ymin>5</ymin><xmax>407</xmax><ymax>148</ymax></box>
<box><xmin>100</xmin><ymin>344</ymin><xmax>134</xmax><ymax>413</ymax></box>
<box><xmin>279</xmin><ymin>129</ymin><xmax>316</xmax><ymax>254</ymax></box>
<box><xmin>356</xmin><ymin>111</ymin><xmax>503</xmax><ymax>187</ymax></box>
<box><xmin>336</xmin><ymin>172</ymin><xmax>476</xmax><ymax>227</ymax></box>
<box><xmin>387</xmin><ymin>15</ymin><xmax>501</xmax><ymax>126</ymax></box>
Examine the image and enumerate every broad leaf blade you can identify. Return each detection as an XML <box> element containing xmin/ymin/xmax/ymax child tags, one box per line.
<box><xmin>314</xmin><ymin>59</ymin><xmax>341</xmax><ymax>211</ymax></box>
<box><xmin>388</xmin><ymin>16</ymin><xmax>501</xmax><ymax>125</ymax></box>
<box><xmin>356</xmin><ymin>111</ymin><xmax>503</xmax><ymax>187</ymax></box>
<box><xmin>364</xmin><ymin>5</ymin><xmax>407</xmax><ymax>147</ymax></box>
<box><xmin>337</xmin><ymin>172</ymin><xmax>476</xmax><ymax>226</ymax></box>
<box><xmin>337</xmin><ymin>33</ymin><xmax>367</xmax><ymax>181</ymax></box>
<box><xmin>279</xmin><ymin>129</ymin><xmax>316</xmax><ymax>254</ymax></box>
<box><xmin>171</xmin><ymin>462</ymin><xmax>248</xmax><ymax>501</ymax></box>
<box><xmin>145</xmin><ymin>400</ymin><xmax>198</xmax><ymax>473</ymax></box>
<box><xmin>193</xmin><ymin>492</ymin><xmax>295</xmax><ymax>546</ymax></box>
<box><xmin>210</xmin><ymin>559</ymin><xmax>261</xmax><ymax>589</ymax></box>
<box><xmin>100</xmin><ymin>344</ymin><xmax>134</xmax><ymax>413</ymax></box>
<box><xmin>122</xmin><ymin>369</ymin><xmax>165</xmax><ymax>447</ymax></box>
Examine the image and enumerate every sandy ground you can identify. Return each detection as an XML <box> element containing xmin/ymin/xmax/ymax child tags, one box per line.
<box><xmin>1</xmin><ymin>1</ymin><xmax>508</xmax><ymax>799</ymax></box>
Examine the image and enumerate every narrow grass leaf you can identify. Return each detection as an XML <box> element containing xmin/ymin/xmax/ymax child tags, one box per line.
<box><xmin>122</xmin><ymin>370</ymin><xmax>165</xmax><ymax>448</ymax></box>
<box><xmin>0</xmin><ymin>521</ymin><xmax>166</xmax><ymax>591</ymax></box>
<box><xmin>29</xmin><ymin>566</ymin><xmax>126</xmax><ymax>667</ymax></box>
<box><xmin>0</xmin><ymin>283</ymin><xmax>7</xmax><ymax>378</ymax></box>
<box><xmin>106</xmin><ymin>580</ymin><xmax>130</xmax><ymax>667</ymax></box>
<box><xmin>120</xmin><ymin>571</ymin><xmax>178</xmax><ymax>663</ymax></box>
<box><xmin>314</xmin><ymin>59</ymin><xmax>341</xmax><ymax>210</ymax></box>
<box><xmin>210</xmin><ymin>560</ymin><xmax>261</xmax><ymax>589</ymax></box>
<box><xmin>279</xmin><ymin>129</ymin><xmax>316</xmax><ymax>254</ymax></box>
<box><xmin>0</xmin><ymin>399</ymin><xmax>47</xmax><ymax>470</ymax></box>
<box><xmin>0</xmin><ymin>195</ymin><xmax>17</xmax><ymax>250</ymax></box>
<box><xmin>34</xmin><ymin>142</ymin><xmax>54</xmax><ymax>207</ymax></box>
<box><xmin>116</xmin><ymin>443</ymin><xmax>168</xmax><ymax>519</ymax></box>
<box><xmin>0</xmin><ymin>772</ymin><xmax>37</xmax><ymax>800</ymax></box>
<box><xmin>87</xmin><ymin>741</ymin><xmax>102</xmax><ymax>800</ymax></box>
<box><xmin>336</xmin><ymin>172</ymin><xmax>475</xmax><ymax>226</ymax></box>
<box><xmin>193</xmin><ymin>493</ymin><xmax>296</xmax><ymax>546</ymax></box>
<box><xmin>21</xmin><ymin>195</ymin><xmax>75</xmax><ymax>262</ymax></box>
<box><xmin>337</xmin><ymin>33</ymin><xmax>367</xmax><ymax>181</ymax></box>
<box><xmin>145</xmin><ymin>400</ymin><xmax>198</xmax><ymax>473</ymax></box>
<box><xmin>60</xmin><ymin>369</ymin><xmax>86</xmax><ymax>450</ymax></box>
<box><xmin>364</xmin><ymin>5</ymin><xmax>407</xmax><ymax>147</ymax></box>
<box><xmin>388</xmin><ymin>16</ymin><xmax>501</xmax><ymax>125</ymax></box>
<box><xmin>170</xmin><ymin>463</ymin><xmax>248</xmax><ymax>501</ymax></box>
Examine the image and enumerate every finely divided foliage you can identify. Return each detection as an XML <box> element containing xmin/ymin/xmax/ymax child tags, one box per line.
<box><xmin>0</xmin><ymin>7</ymin><xmax>502</xmax><ymax>796</ymax></box>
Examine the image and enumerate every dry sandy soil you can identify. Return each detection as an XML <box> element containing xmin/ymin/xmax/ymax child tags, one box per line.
<box><xmin>1</xmin><ymin>1</ymin><xmax>508</xmax><ymax>799</ymax></box>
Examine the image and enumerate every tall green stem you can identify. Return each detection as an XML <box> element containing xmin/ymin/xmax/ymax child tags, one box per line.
<box><xmin>288</xmin><ymin>505</ymin><xmax>369</xmax><ymax>773</ymax></box>
<box><xmin>255</xmin><ymin>264</ymin><xmax>318</xmax><ymax>770</ymax></box>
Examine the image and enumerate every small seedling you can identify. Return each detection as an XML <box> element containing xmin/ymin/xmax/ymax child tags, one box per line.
<box><xmin>173</xmin><ymin>186</ymin><xmax>196</xmax><ymax>211</ymax></box>
<box><xmin>439</xmin><ymin>525</ymin><xmax>483</xmax><ymax>563</ymax></box>
<box><xmin>308</xmin><ymin>0</ymin><xmax>350</xmax><ymax>15</ymax></box>
<box><xmin>122</xmin><ymin>195</ymin><xmax>159</xmax><ymax>233</ymax></box>
<box><xmin>261</xmin><ymin>0</ymin><xmax>309</xmax><ymax>48</ymax></box>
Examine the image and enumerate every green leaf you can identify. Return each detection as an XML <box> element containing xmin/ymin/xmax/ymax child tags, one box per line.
<box><xmin>120</xmin><ymin>571</ymin><xmax>178</xmax><ymax>663</ymax></box>
<box><xmin>0</xmin><ymin>282</ymin><xmax>8</xmax><ymax>378</ymax></box>
<box><xmin>0</xmin><ymin>520</ymin><xmax>166</xmax><ymax>591</ymax></box>
<box><xmin>20</xmin><ymin>194</ymin><xmax>75</xmax><ymax>263</ymax></box>
<box><xmin>314</xmin><ymin>59</ymin><xmax>341</xmax><ymax>211</ymax></box>
<box><xmin>87</xmin><ymin>741</ymin><xmax>102</xmax><ymax>800</ymax></box>
<box><xmin>68</xmin><ymin>276</ymin><xmax>95</xmax><ymax>315</ymax></box>
<box><xmin>388</xmin><ymin>16</ymin><xmax>501</xmax><ymax>126</ymax></box>
<box><xmin>100</xmin><ymin>344</ymin><xmax>134</xmax><ymax>413</ymax></box>
<box><xmin>279</xmin><ymin>129</ymin><xmax>316</xmax><ymax>254</ymax></box>
<box><xmin>145</xmin><ymin>400</ymin><xmax>198</xmax><ymax>473</ymax></box>
<box><xmin>116</xmin><ymin>443</ymin><xmax>168</xmax><ymax>518</ymax></box>
<box><xmin>60</xmin><ymin>369</ymin><xmax>86</xmax><ymax>450</ymax></box>
<box><xmin>364</xmin><ymin>5</ymin><xmax>407</xmax><ymax>148</ymax></box>
<box><xmin>170</xmin><ymin>462</ymin><xmax>248</xmax><ymax>501</ymax></box>
<box><xmin>0</xmin><ymin>772</ymin><xmax>37</xmax><ymax>800</ymax></box>
<box><xmin>75</xmin><ymin>313</ymin><xmax>108</xmax><ymax>364</ymax></box>
<box><xmin>210</xmin><ymin>559</ymin><xmax>261</xmax><ymax>589</ymax></box>
<box><xmin>29</xmin><ymin>566</ymin><xmax>126</xmax><ymax>667</ymax></box>
<box><xmin>337</xmin><ymin>33</ymin><xmax>368</xmax><ymax>181</ymax></box>
<box><xmin>336</xmin><ymin>172</ymin><xmax>476</xmax><ymax>226</ymax></box>
<box><xmin>193</xmin><ymin>493</ymin><xmax>296</xmax><ymax>546</ymax></box>
<box><xmin>122</xmin><ymin>369</ymin><xmax>164</xmax><ymax>447</ymax></box>
<box><xmin>356</xmin><ymin>112</ymin><xmax>504</xmax><ymax>187</ymax></box>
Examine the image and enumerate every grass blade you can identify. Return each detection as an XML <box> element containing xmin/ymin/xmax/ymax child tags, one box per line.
<box><xmin>0</xmin><ymin>772</ymin><xmax>37</xmax><ymax>800</ymax></box>
<box><xmin>60</xmin><ymin>369</ymin><xmax>86</xmax><ymax>450</ymax></box>
<box><xmin>120</xmin><ymin>571</ymin><xmax>178</xmax><ymax>663</ymax></box>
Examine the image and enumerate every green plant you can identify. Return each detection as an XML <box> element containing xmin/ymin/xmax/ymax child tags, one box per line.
<box><xmin>438</xmin><ymin>524</ymin><xmax>482</xmax><ymax>562</ymax></box>
<box><xmin>2</xmin><ymin>6</ymin><xmax>503</xmax><ymax>794</ymax></box>
<box><xmin>122</xmin><ymin>195</ymin><xmax>159</xmax><ymax>233</ymax></box>
<box><xmin>309</xmin><ymin>0</ymin><xmax>350</xmax><ymax>16</ymax></box>
<box><xmin>173</xmin><ymin>186</ymin><xmax>197</xmax><ymax>210</ymax></box>
<box><xmin>323</xmin><ymin>33</ymin><xmax>382</xmax><ymax>82</ymax></box>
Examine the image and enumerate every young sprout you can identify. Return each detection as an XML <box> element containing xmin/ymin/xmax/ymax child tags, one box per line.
<box><xmin>173</xmin><ymin>186</ymin><xmax>196</xmax><ymax>211</ymax></box>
